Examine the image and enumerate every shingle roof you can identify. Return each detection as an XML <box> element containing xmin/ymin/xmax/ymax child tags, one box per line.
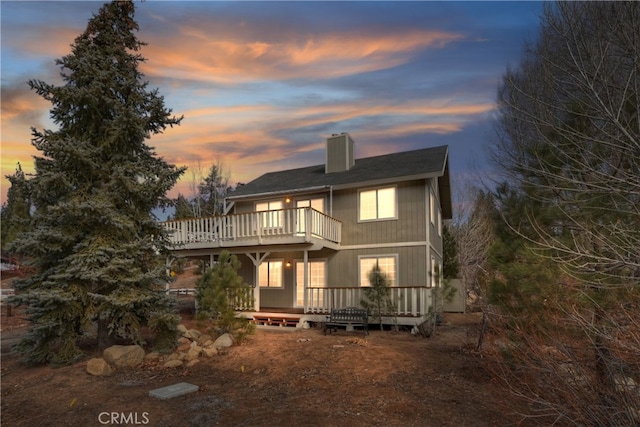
<box><xmin>228</xmin><ymin>144</ymin><xmax>452</xmax><ymax>218</ymax></box>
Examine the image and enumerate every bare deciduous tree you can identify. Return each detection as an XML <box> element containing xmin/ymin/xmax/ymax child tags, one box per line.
<box><xmin>485</xmin><ymin>3</ymin><xmax>640</xmax><ymax>424</ymax></box>
<box><xmin>491</xmin><ymin>1</ymin><xmax>640</xmax><ymax>287</ymax></box>
<box><xmin>450</xmin><ymin>182</ymin><xmax>495</xmax><ymax>308</ymax></box>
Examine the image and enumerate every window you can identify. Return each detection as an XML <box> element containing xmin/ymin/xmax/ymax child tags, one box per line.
<box><xmin>359</xmin><ymin>255</ymin><xmax>397</xmax><ymax>286</ymax></box>
<box><xmin>296</xmin><ymin>198</ymin><xmax>324</xmax><ymax>213</ymax></box>
<box><xmin>431</xmin><ymin>256</ymin><xmax>441</xmax><ymax>288</ymax></box>
<box><xmin>259</xmin><ymin>260</ymin><xmax>283</xmax><ymax>288</ymax></box>
<box><xmin>256</xmin><ymin>200</ymin><xmax>283</xmax><ymax>228</ymax></box>
<box><xmin>296</xmin><ymin>198</ymin><xmax>325</xmax><ymax>234</ymax></box>
<box><xmin>295</xmin><ymin>260</ymin><xmax>326</xmax><ymax>307</ymax></box>
<box><xmin>430</xmin><ymin>190</ymin><xmax>436</xmax><ymax>225</ymax></box>
<box><xmin>359</xmin><ymin>187</ymin><xmax>396</xmax><ymax>221</ymax></box>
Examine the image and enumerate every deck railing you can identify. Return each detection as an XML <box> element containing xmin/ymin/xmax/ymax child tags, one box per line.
<box><xmin>226</xmin><ymin>285</ymin><xmax>434</xmax><ymax>316</ymax></box>
<box><xmin>227</xmin><ymin>286</ymin><xmax>254</xmax><ymax>311</ymax></box>
<box><xmin>161</xmin><ymin>207</ymin><xmax>341</xmax><ymax>247</ymax></box>
<box><xmin>305</xmin><ymin>286</ymin><xmax>434</xmax><ymax>317</ymax></box>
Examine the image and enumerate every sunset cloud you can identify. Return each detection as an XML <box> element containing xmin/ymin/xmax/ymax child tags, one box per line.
<box><xmin>0</xmin><ymin>1</ymin><xmax>542</xmax><ymax>206</ymax></box>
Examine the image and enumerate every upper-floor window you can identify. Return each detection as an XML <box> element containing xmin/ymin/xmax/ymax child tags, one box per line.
<box><xmin>296</xmin><ymin>198</ymin><xmax>324</xmax><ymax>213</ymax></box>
<box><xmin>359</xmin><ymin>187</ymin><xmax>396</xmax><ymax>221</ymax></box>
<box><xmin>430</xmin><ymin>189</ymin><xmax>436</xmax><ymax>225</ymax></box>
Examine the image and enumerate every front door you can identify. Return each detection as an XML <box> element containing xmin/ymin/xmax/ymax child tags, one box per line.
<box><xmin>294</xmin><ymin>260</ymin><xmax>326</xmax><ymax>309</ymax></box>
<box><xmin>295</xmin><ymin>198</ymin><xmax>325</xmax><ymax>235</ymax></box>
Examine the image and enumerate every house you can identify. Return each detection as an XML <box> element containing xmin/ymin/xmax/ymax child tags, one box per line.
<box><xmin>162</xmin><ymin>133</ymin><xmax>452</xmax><ymax>327</ymax></box>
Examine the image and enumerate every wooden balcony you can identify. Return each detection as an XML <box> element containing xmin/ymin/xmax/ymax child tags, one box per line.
<box><xmin>161</xmin><ymin>207</ymin><xmax>341</xmax><ymax>251</ymax></box>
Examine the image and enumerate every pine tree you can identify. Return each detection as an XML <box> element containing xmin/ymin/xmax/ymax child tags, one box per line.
<box><xmin>360</xmin><ymin>264</ymin><xmax>395</xmax><ymax>330</ymax></box>
<box><xmin>172</xmin><ymin>193</ymin><xmax>195</xmax><ymax>220</ymax></box>
<box><xmin>9</xmin><ymin>0</ymin><xmax>185</xmax><ymax>364</ymax></box>
<box><xmin>196</xmin><ymin>251</ymin><xmax>254</xmax><ymax>338</ymax></box>
<box><xmin>198</xmin><ymin>162</ymin><xmax>230</xmax><ymax>217</ymax></box>
<box><xmin>442</xmin><ymin>226</ymin><xmax>459</xmax><ymax>280</ymax></box>
<box><xmin>1</xmin><ymin>163</ymin><xmax>32</xmax><ymax>252</ymax></box>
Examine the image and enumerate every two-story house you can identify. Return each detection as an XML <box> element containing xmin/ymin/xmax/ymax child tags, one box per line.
<box><xmin>163</xmin><ymin>133</ymin><xmax>452</xmax><ymax>327</ymax></box>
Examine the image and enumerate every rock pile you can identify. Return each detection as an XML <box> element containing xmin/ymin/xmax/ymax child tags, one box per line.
<box><xmin>86</xmin><ymin>324</ymin><xmax>234</xmax><ymax>376</ymax></box>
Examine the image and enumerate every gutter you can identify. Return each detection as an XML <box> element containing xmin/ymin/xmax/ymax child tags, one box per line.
<box><xmin>225</xmin><ymin>185</ymin><xmax>332</xmax><ymax>201</ymax></box>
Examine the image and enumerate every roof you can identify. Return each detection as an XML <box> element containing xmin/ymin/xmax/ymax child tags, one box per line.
<box><xmin>228</xmin><ymin>144</ymin><xmax>452</xmax><ymax>219</ymax></box>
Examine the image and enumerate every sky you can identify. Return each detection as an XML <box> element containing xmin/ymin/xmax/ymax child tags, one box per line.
<box><xmin>0</xmin><ymin>0</ymin><xmax>544</xmax><ymax>211</ymax></box>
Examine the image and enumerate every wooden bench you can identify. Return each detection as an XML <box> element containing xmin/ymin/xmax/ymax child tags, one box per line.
<box><xmin>324</xmin><ymin>307</ymin><xmax>368</xmax><ymax>336</ymax></box>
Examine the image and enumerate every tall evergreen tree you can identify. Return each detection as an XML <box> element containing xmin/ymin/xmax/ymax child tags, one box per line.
<box><xmin>9</xmin><ymin>0</ymin><xmax>186</xmax><ymax>364</ymax></box>
<box><xmin>1</xmin><ymin>163</ymin><xmax>32</xmax><ymax>252</ymax></box>
<box><xmin>442</xmin><ymin>226</ymin><xmax>459</xmax><ymax>280</ymax></box>
<box><xmin>172</xmin><ymin>193</ymin><xmax>195</xmax><ymax>220</ymax></box>
<box><xmin>198</xmin><ymin>162</ymin><xmax>230</xmax><ymax>217</ymax></box>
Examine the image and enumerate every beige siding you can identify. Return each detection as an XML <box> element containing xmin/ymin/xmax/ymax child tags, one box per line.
<box><xmin>226</xmin><ymin>177</ymin><xmax>441</xmax><ymax>309</ymax></box>
<box><xmin>334</xmin><ymin>180</ymin><xmax>427</xmax><ymax>246</ymax></box>
<box><xmin>327</xmin><ymin>246</ymin><xmax>427</xmax><ymax>287</ymax></box>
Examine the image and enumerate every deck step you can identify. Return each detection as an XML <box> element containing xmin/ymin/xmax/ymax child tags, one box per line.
<box><xmin>251</xmin><ymin>315</ymin><xmax>300</xmax><ymax>327</ymax></box>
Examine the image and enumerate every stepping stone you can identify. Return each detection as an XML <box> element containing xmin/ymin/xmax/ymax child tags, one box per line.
<box><xmin>149</xmin><ymin>382</ymin><xmax>199</xmax><ymax>400</ymax></box>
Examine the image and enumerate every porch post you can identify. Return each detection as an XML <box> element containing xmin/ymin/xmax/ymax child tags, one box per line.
<box><xmin>246</xmin><ymin>252</ymin><xmax>270</xmax><ymax>312</ymax></box>
<box><xmin>303</xmin><ymin>250</ymin><xmax>309</xmax><ymax>312</ymax></box>
<box><xmin>253</xmin><ymin>260</ymin><xmax>260</xmax><ymax>311</ymax></box>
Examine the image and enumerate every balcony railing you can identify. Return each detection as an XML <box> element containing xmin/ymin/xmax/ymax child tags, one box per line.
<box><xmin>162</xmin><ymin>207</ymin><xmax>341</xmax><ymax>248</ymax></box>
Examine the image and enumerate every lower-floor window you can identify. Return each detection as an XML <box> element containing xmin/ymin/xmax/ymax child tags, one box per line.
<box><xmin>359</xmin><ymin>255</ymin><xmax>397</xmax><ymax>287</ymax></box>
<box><xmin>259</xmin><ymin>260</ymin><xmax>283</xmax><ymax>288</ymax></box>
<box><xmin>431</xmin><ymin>256</ymin><xmax>441</xmax><ymax>287</ymax></box>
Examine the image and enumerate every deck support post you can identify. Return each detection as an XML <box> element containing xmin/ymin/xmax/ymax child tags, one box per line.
<box><xmin>246</xmin><ymin>252</ymin><xmax>270</xmax><ymax>311</ymax></box>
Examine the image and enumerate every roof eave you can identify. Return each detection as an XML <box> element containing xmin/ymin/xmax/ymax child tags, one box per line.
<box><xmin>226</xmin><ymin>185</ymin><xmax>331</xmax><ymax>202</ymax></box>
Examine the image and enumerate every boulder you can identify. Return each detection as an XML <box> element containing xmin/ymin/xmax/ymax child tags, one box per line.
<box><xmin>103</xmin><ymin>345</ymin><xmax>145</xmax><ymax>368</ymax></box>
<box><xmin>87</xmin><ymin>358</ymin><xmax>113</xmax><ymax>376</ymax></box>
<box><xmin>202</xmin><ymin>347</ymin><xmax>218</xmax><ymax>358</ymax></box>
<box><xmin>145</xmin><ymin>352</ymin><xmax>160</xmax><ymax>361</ymax></box>
<box><xmin>186</xmin><ymin>346</ymin><xmax>202</xmax><ymax>361</ymax></box>
<box><xmin>177</xmin><ymin>324</ymin><xmax>188</xmax><ymax>334</ymax></box>
<box><xmin>183</xmin><ymin>329</ymin><xmax>201</xmax><ymax>340</ymax></box>
<box><xmin>197</xmin><ymin>334</ymin><xmax>213</xmax><ymax>345</ymax></box>
<box><xmin>186</xmin><ymin>359</ymin><xmax>200</xmax><ymax>368</ymax></box>
<box><xmin>177</xmin><ymin>342</ymin><xmax>191</xmax><ymax>352</ymax></box>
<box><xmin>163</xmin><ymin>359</ymin><xmax>183</xmax><ymax>368</ymax></box>
<box><xmin>213</xmin><ymin>333</ymin><xmax>233</xmax><ymax>349</ymax></box>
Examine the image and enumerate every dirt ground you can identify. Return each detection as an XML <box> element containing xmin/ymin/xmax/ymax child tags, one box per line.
<box><xmin>1</xmin><ymin>268</ymin><xmax>530</xmax><ymax>426</ymax></box>
<box><xmin>0</xmin><ymin>303</ymin><xmax>534</xmax><ymax>427</ymax></box>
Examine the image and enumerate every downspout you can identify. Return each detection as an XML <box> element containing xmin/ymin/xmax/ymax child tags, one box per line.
<box><xmin>426</xmin><ymin>179</ymin><xmax>432</xmax><ymax>313</ymax></box>
<box><xmin>303</xmin><ymin>250</ymin><xmax>309</xmax><ymax>313</ymax></box>
<box><xmin>329</xmin><ymin>186</ymin><xmax>333</xmax><ymax>216</ymax></box>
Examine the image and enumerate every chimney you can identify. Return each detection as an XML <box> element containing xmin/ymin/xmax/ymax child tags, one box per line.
<box><xmin>325</xmin><ymin>133</ymin><xmax>355</xmax><ymax>173</ymax></box>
